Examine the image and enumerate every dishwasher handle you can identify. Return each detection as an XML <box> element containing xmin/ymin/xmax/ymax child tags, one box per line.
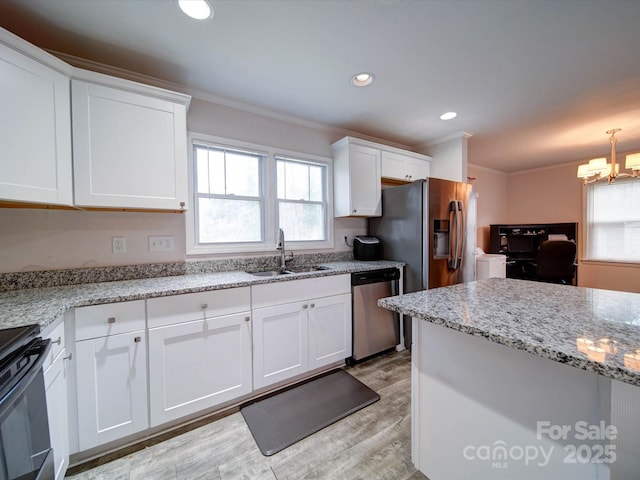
<box><xmin>351</xmin><ymin>268</ymin><xmax>400</xmax><ymax>286</ymax></box>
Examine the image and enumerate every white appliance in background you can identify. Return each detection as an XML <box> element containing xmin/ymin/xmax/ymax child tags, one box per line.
<box><xmin>476</xmin><ymin>253</ymin><xmax>507</xmax><ymax>280</ymax></box>
<box><xmin>369</xmin><ymin>178</ymin><xmax>477</xmax><ymax>348</ymax></box>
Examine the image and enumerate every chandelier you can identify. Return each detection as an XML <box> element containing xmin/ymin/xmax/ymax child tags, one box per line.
<box><xmin>577</xmin><ymin>129</ymin><xmax>640</xmax><ymax>184</ymax></box>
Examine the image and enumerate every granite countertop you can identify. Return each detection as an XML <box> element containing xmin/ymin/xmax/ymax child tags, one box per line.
<box><xmin>0</xmin><ymin>260</ymin><xmax>402</xmax><ymax>332</ymax></box>
<box><xmin>378</xmin><ymin>278</ymin><xmax>640</xmax><ymax>387</ymax></box>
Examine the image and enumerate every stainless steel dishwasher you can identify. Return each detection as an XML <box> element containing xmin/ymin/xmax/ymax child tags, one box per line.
<box><xmin>350</xmin><ymin>268</ymin><xmax>400</xmax><ymax>362</ymax></box>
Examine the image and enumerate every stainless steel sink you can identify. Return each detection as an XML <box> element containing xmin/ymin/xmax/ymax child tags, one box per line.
<box><xmin>248</xmin><ymin>270</ymin><xmax>292</xmax><ymax>277</ymax></box>
<box><xmin>284</xmin><ymin>265</ymin><xmax>331</xmax><ymax>273</ymax></box>
<box><xmin>247</xmin><ymin>265</ymin><xmax>330</xmax><ymax>276</ymax></box>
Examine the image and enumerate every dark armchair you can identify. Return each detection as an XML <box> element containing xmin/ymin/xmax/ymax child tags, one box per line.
<box><xmin>531</xmin><ymin>240</ymin><xmax>577</xmax><ymax>284</ymax></box>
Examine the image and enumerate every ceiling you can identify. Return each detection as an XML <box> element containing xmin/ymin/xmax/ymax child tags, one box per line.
<box><xmin>2</xmin><ymin>0</ymin><xmax>640</xmax><ymax>173</ymax></box>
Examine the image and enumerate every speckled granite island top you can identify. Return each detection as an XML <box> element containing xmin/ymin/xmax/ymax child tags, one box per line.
<box><xmin>378</xmin><ymin>278</ymin><xmax>640</xmax><ymax>387</ymax></box>
<box><xmin>0</xmin><ymin>260</ymin><xmax>401</xmax><ymax>332</ymax></box>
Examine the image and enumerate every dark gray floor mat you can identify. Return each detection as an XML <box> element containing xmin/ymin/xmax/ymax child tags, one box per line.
<box><xmin>240</xmin><ymin>369</ymin><xmax>380</xmax><ymax>456</ymax></box>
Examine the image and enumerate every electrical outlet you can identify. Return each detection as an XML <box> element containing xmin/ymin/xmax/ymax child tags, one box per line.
<box><xmin>112</xmin><ymin>237</ymin><xmax>126</xmax><ymax>254</ymax></box>
<box><xmin>149</xmin><ymin>236</ymin><xmax>174</xmax><ymax>252</ymax></box>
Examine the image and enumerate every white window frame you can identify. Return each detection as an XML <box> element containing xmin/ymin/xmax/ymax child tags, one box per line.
<box><xmin>275</xmin><ymin>155</ymin><xmax>330</xmax><ymax>244</ymax></box>
<box><xmin>186</xmin><ymin>132</ymin><xmax>334</xmax><ymax>255</ymax></box>
<box><xmin>584</xmin><ymin>177</ymin><xmax>640</xmax><ymax>264</ymax></box>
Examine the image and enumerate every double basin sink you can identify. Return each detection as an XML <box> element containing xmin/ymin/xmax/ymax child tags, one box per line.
<box><xmin>248</xmin><ymin>265</ymin><xmax>331</xmax><ymax>277</ymax></box>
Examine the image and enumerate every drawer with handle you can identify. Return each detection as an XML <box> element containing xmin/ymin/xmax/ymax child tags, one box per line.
<box><xmin>147</xmin><ymin>287</ymin><xmax>250</xmax><ymax>329</ymax></box>
<box><xmin>43</xmin><ymin>318</ymin><xmax>66</xmax><ymax>370</ymax></box>
<box><xmin>75</xmin><ymin>300</ymin><xmax>146</xmax><ymax>340</ymax></box>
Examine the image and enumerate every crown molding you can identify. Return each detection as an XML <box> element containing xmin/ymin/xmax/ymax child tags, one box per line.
<box><xmin>413</xmin><ymin>131</ymin><xmax>474</xmax><ymax>150</ymax></box>
<box><xmin>467</xmin><ymin>162</ymin><xmax>508</xmax><ymax>175</ymax></box>
<box><xmin>47</xmin><ymin>49</ymin><xmax>415</xmax><ymax>150</ymax></box>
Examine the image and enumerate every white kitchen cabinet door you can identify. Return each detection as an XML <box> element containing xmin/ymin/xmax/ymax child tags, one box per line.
<box><xmin>148</xmin><ymin>312</ymin><xmax>252</xmax><ymax>427</ymax></box>
<box><xmin>0</xmin><ymin>33</ymin><xmax>72</xmax><ymax>205</ymax></box>
<box><xmin>332</xmin><ymin>138</ymin><xmax>381</xmax><ymax>217</ymax></box>
<box><xmin>308</xmin><ymin>293</ymin><xmax>352</xmax><ymax>370</ymax></box>
<box><xmin>380</xmin><ymin>150</ymin><xmax>406</xmax><ymax>180</ymax></box>
<box><xmin>44</xmin><ymin>349</ymin><xmax>69</xmax><ymax>480</ymax></box>
<box><xmin>75</xmin><ymin>330</ymin><xmax>148</xmax><ymax>450</ymax></box>
<box><xmin>381</xmin><ymin>151</ymin><xmax>429</xmax><ymax>182</ymax></box>
<box><xmin>253</xmin><ymin>301</ymin><xmax>309</xmax><ymax>390</ymax></box>
<box><xmin>404</xmin><ymin>156</ymin><xmax>430</xmax><ymax>181</ymax></box>
<box><xmin>71</xmin><ymin>78</ymin><xmax>188</xmax><ymax>210</ymax></box>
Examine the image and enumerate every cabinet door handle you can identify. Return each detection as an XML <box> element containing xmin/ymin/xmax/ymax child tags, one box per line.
<box><xmin>201</xmin><ymin>303</ymin><xmax>208</xmax><ymax>310</ymax></box>
<box><xmin>310</xmin><ymin>303</ymin><xmax>315</xmax><ymax>308</ymax></box>
<box><xmin>107</xmin><ymin>317</ymin><xmax>116</xmax><ymax>324</ymax></box>
<box><xmin>63</xmin><ymin>353</ymin><xmax>73</xmax><ymax>361</ymax></box>
<box><xmin>52</xmin><ymin>336</ymin><xmax>62</xmax><ymax>346</ymax></box>
<box><xmin>245</xmin><ymin>316</ymin><xmax>250</xmax><ymax>322</ymax></box>
<box><xmin>302</xmin><ymin>304</ymin><xmax>308</xmax><ymax>309</ymax></box>
<box><xmin>352</xmin><ymin>209</ymin><xmax>357</xmax><ymax>214</ymax></box>
<box><xmin>180</xmin><ymin>201</ymin><xmax>186</xmax><ymax>209</ymax></box>
<box><xmin>134</xmin><ymin>336</ymin><xmax>142</xmax><ymax>343</ymax></box>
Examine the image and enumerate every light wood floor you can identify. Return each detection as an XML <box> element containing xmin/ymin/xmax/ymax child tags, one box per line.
<box><xmin>66</xmin><ymin>350</ymin><xmax>428</xmax><ymax>480</ymax></box>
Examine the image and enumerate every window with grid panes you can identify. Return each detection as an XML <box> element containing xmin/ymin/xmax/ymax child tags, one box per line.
<box><xmin>194</xmin><ymin>143</ymin><xmax>264</xmax><ymax>244</ymax></box>
<box><xmin>276</xmin><ymin>156</ymin><xmax>327</xmax><ymax>242</ymax></box>
<box><xmin>585</xmin><ymin>178</ymin><xmax>640</xmax><ymax>262</ymax></box>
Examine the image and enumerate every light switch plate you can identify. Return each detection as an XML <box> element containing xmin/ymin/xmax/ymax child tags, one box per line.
<box><xmin>149</xmin><ymin>236</ymin><xmax>174</xmax><ymax>252</ymax></box>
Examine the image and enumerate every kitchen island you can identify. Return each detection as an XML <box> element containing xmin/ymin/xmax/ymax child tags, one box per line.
<box><xmin>379</xmin><ymin>278</ymin><xmax>640</xmax><ymax>480</ymax></box>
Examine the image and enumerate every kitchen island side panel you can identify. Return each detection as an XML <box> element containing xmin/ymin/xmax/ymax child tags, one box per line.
<box><xmin>412</xmin><ymin>318</ymin><xmax>638</xmax><ymax>480</ymax></box>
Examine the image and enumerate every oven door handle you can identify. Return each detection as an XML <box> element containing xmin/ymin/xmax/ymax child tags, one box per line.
<box><xmin>0</xmin><ymin>338</ymin><xmax>51</xmax><ymax>420</ymax></box>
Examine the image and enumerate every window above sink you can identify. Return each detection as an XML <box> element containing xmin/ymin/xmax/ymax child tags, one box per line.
<box><xmin>186</xmin><ymin>133</ymin><xmax>334</xmax><ymax>255</ymax></box>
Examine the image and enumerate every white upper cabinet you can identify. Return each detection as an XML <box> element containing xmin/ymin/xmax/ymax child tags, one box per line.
<box><xmin>0</xmin><ymin>28</ymin><xmax>73</xmax><ymax>205</ymax></box>
<box><xmin>332</xmin><ymin>137</ymin><xmax>382</xmax><ymax>217</ymax></box>
<box><xmin>332</xmin><ymin>136</ymin><xmax>432</xmax><ymax>217</ymax></box>
<box><xmin>71</xmin><ymin>72</ymin><xmax>191</xmax><ymax>210</ymax></box>
<box><xmin>381</xmin><ymin>150</ymin><xmax>430</xmax><ymax>182</ymax></box>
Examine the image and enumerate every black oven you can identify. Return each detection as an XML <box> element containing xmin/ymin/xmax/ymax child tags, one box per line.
<box><xmin>0</xmin><ymin>325</ymin><xmax>53</xmax><ymax>480</ymax></box>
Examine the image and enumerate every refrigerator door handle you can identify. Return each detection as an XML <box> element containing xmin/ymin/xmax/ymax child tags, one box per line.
<box><xmin>457</xmin><ymin>200</ymin><xmax>465</xmax><ymax>267</ymax></box>
<box><xmin>448</xmin><ymin>200</ymin><xmax>459</xmax><ymax>269</ymax></box>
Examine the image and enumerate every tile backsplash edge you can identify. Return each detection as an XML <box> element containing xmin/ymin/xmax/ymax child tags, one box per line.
<box><xmin>0</xmin><ymin>251</ymin><xmax>353</xmax><ymax>292</ymax></box>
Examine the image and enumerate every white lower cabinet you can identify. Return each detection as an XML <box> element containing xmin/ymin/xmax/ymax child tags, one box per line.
<box><xmin>308</xmin><ymin>293</ymin><xmax>352</xmax><ymax>370</ymax></box>
<box><xmin>66</xmin><ymin>278</ymin><xmax>351</xmax><ymax>454</ymax></box>
<box><xmin>252</xmin><ymin>275</ymin><xmax>352</xmax><ymax>389</ymax></box>
<box><xmin>148</xmin><ymin>313</ymin><xmax>252</xmax><ymax>426</ymax></box>
<box><xmin>74</xmin><ymin>301</ymin><xmax>148</xmax><ymax>451</ymax></box>
<box><xmin>43</xmin><ymin>321</ymin><xmax>69</xmax><ymax>480</ymax></box>
<box><xmin>252</xmin><ymin>301</ymin><xmax>309</xmax><ymax>389</ymax></box>
<box><xmin>147</xmin><ymin>288</ymin><xmax>252</xmax><ymax>427</ymax></box>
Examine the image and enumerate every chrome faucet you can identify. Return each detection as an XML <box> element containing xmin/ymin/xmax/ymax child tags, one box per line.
<box><xmin>277</xmin><ymin>228</ymin><xmax>287</xmax><ymax>272</ymax></box>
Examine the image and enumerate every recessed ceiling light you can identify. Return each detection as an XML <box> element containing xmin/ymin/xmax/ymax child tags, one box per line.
<box><xmin>440</xmin><ymin>112</ymin><xmax>457</xmax><ymax>120</ymax></box>
<box><xmin>351</xmin><ymin>72</ymin><xmax>374</xmax><ymax>87</ymax></box>
<box><xmin>178</xmin><ymin>0</ymin><xmax>214</xmax><ymax>20</ymax></box>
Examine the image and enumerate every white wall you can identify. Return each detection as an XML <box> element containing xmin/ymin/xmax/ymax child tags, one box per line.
<box><xmin>0</xmin><ymin>98</ymin><xmax>369</xmax><ymax>273</ymax></box>
<box><xmin>0</xmin><ymin>209</ymin><xmax>185</xmax><ymax>271</ymax></box>
<box><xmin>467</xmin><ymin>164</ymin><xmax>508</xmax><ymax>252</ymax></box>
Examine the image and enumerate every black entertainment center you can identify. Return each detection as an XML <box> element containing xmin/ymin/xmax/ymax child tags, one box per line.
<box><xmin>489</xmin><ymin>223</ymin><xmax>578</xmax><ymax>282</ymax></box>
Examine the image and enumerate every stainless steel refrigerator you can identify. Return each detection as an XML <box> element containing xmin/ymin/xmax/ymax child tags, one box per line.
<box><xmin>369</xmin><ymin>178</ymin><xmax>477</xmax><ymax>348</ymax></box>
